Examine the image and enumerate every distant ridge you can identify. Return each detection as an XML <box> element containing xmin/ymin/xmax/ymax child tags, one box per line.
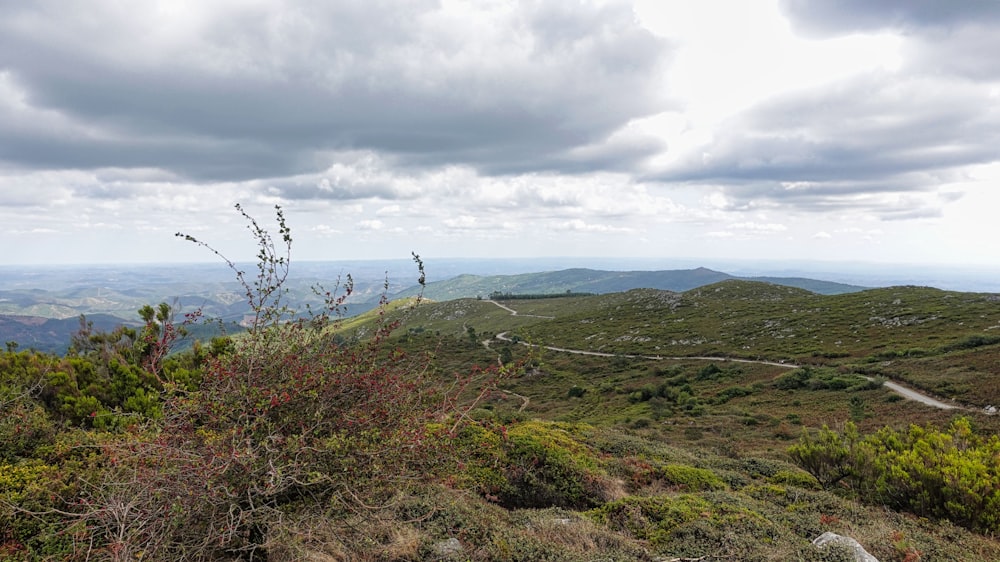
<box><xmin>394</xmin><ymin>267</ymin><xmax>867</xmax><ymax>301</ymax></box>
<box><xmin>0</xmin><ymin>313</ymin><xmax>133</xmax><ymax>354</ymax></box>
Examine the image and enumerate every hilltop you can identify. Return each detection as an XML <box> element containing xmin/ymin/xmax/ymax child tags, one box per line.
<box><xmin>394</xmin><ymin>266</ymin><xmax>867</xmax><ymax>301</ymax></box>
<box><xmin>6</xmin><ymin>271</ymin><xmax>1000</xmax><ymax>559</ymax></box>
<box><xmin>0</xmin><ymin>264</ymin><xmax>864</xmax><ymax>354</ymax></box>
<box><xmin>355</xmin><ymin>279</ymin><xmax>1000</xmax><ymax>410</ymax></box>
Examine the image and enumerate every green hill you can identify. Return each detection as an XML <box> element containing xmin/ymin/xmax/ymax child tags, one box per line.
<box><xmin>394</xmin><ymin>267</ymin><xmax>866</xmax><ymax>301</ymax></box>
<box><xmin>7</xmin><ymin>277</ymin><xmax>1000</xmax><ymax>560</ymax></box>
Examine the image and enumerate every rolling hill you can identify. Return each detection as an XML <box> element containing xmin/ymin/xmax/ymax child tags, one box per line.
<box><xmin>393</xmin><ymin>267</ymin><xmax>867</xmax><ymax>301</ymax></box>
<box><xmin>8</xmin><ymin>273</ymin><xmax>1000</xmax><ymax>559</ymax></box>
<box><xmin>351</xmin><ymin>279</ymin><xmax>1000</xmax><ymax>411</ymax></box>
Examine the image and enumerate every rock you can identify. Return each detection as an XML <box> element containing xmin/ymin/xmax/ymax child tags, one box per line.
<box><xmin>812</xmin><ymin>531</ymin><xmax>879</xmax><ymax>562</ymax></box>
<box><xmin>431</xmin><ymin>537</ymin><xmax>463</xmax><ymax>558</ymax></box>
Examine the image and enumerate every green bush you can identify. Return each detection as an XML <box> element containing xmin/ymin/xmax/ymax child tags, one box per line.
<box><xmin>588</xmin><ymin>494</ymin><xmax>714</xmax><ymax>547</ymax></box>
<box><xmin>497</xmin><ymin>421</ymin><xmax>610</xmax><ymax>509</ymax></box>
<box><xmin>657</xmin><ymin>464</ymin><xmax>725</xmax><ymax>491</ymax></box>
<box><xmin>714</xmin><ymin>385</ymin><xmax>752</xmax><ymax>404</ymax></box>
<box><xmin>789</xmin><ymin>418</ymin><xmax>1000</xmax><ymax>534</ymax></box>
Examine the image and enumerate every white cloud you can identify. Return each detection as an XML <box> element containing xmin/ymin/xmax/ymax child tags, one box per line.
<box><xmin>443</xmin><ymin>215</ymin><xmax>477</xmax><ymax>229</ymax></box>
<box><xmin>730</xmin><ymin>222</ymin><xmax>787</xmax><ymax>233</ymax></box>
<box><xmin>0</xmin><ymin>0</ymin><xmax>996</xmax><ymax>267</ymax></box>
<box><xmin>356</xmin><ymin>219</ymin><xmax>383</xmax><ymax>231</ymax></box>
<box><xmin>553</xmin><ymin>219</ymin><xmax>634</xmax><ymax>233</ymax></box>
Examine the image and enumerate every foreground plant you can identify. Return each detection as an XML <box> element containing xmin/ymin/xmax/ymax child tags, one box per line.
<box><xmin>63</xmin><ymin>205</ymin><xmax>499</xmax><ymax>560</ymax></box>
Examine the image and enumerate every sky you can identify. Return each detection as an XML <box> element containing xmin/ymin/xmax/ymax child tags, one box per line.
<box><xmin>1</xmin><ymin>0</ymin><xmax>999</xmax><ymax>268</ymax></box>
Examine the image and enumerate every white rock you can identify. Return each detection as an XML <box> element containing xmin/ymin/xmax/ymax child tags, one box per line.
<box><xmin>431</xmin><ymin>537</ymin><xmax>463</xmax><ymax>558</ymax></box>
<box><xmin>812</xmin><ymin>531</ymin><xmax>879</xmax><ymax>562</ymax></box>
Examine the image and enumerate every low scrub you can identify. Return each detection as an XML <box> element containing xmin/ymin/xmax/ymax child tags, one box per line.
<box><xmin>789</xmin><ymin>418</ymin><xmax>1000</xmax><ymax>534</ymax></box>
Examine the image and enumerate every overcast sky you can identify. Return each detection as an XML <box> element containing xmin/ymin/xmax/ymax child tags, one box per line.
<box><xmin>2</xmin><ymin>0</ymin><xmax>999</xmax><ymax>268</ymax></box>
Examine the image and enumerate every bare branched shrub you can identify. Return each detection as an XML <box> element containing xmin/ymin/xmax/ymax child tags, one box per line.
<box><xmin>69</xmin><ymin>205</ymin><xmax>500</xmax><ymax>560</ymax></box>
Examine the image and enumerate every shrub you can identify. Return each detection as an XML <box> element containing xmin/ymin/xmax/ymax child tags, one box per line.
<box><xmin>588</xmin><ymin>494</ymin><xmax>714</xmax><ymax>547</ymax></box>
<box><xmin>55</xmin><ymin>205</ymin><xmax>500</xmax><ymax>560</ymax></box>
<box><xmin>496</xmin><ymin>421</ymin><xmax>611</xmax><ymax>509</ymax></box>
<box><xmin>657</xmin><ymin>464</ymin><xmax>725</xmax><ymax>492</ymax></box>
<box><xmin>942</xmin><ymin>334</ymin><xmax>1000</xmax><ymax>352</ymax></box>
<box><xmin>789</xmin><ymin>418</ymin><xmax>1000</xmax><ymax>534</ymax></box>
<box><xmin>775</xmin><ymin>368</ymin><xmax>812</xmax><ymax>390</ymax></box>
<box><xmin>787</xmin><ymin>423</ymin><xmax>859</xmax><ymax>488</ymax></box>
<box><xmin>714</xmin><ymin>385</ymin><xmax>752</xmax><ymax>404</ymax></box>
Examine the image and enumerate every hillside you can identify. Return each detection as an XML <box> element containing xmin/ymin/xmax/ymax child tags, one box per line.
<box><xmin>0</xmin><ymin>313</ymin><xmax>134</xmax><ymax>354</ymax></box>
<box><xmin>312</xmin><ymin>280</ymin><xmax>1000</xmax><ymax>558</ymax></box>
<box><xmin>0</xmin><ymin>264</ymin><xmax>862</xmax><ymax>353</ymax></box>
<box><xmin>6</xmin><ymin>276</ymin><xmax>1000</xmax><ymax>560</ymax></box>
<box><xmin>394</xmin><ymin>267</ymin><xmax>867</xmax><ymax>301</ymax></box>
<box><xmin>363</xmin><ymin>280</ymin><xmax>1000</xmax><ymax>410</ymax></box>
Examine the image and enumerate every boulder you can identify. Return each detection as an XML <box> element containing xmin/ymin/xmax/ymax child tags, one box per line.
<box><xmin>431</xmin><ymin>537</ymin><xmax>463</xmax><ymax>559</ymax></box>
<box><xmin>812</xmin><ymin>531</ymin><xmax>879</xmax><ymax>562</ymax></box>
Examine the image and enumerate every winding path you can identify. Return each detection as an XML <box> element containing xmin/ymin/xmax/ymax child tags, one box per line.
<box><xmin>486</xmin><ymin>301</ymin><xmax>964</xmax><ymax>411</ymax></box>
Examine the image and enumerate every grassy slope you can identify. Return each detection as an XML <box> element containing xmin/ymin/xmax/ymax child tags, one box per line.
<box><xmin>314</xmin><ymin>281</ymin><xmax>1000</xmax><ymax>560</ymax></box>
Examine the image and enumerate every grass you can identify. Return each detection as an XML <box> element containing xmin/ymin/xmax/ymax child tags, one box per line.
<box><xmin>336</xmin><ymin>280</ymin><xmax>1000</xmax><ymax>445</ymax></box>
<box><xmin>10</xmin><ymin>279</ymin><xmax>996</xmax><ymax>559</ymax></box>
<box><xmin>269</xmin><ymin>281</ymin><xmax>1000</xmax><ymax>558</ymax></box>
<box><xmin>278</xmin><ymin>420</ymin><xmax>1000</xmax><ymax>561</ymax></box>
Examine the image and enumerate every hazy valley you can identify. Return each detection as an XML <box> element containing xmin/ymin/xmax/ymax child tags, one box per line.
<box><xmin>0</xmin><ymin>259</ymin><xmax>883</xmax><ymax>354</ymax></box>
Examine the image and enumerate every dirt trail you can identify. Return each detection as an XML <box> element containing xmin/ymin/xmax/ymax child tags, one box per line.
<box><xmin>484</xmin><ymin>299</ymin><xmax>554</xmax><ymax>319</ymax></box>
<box><xmin>488</xmin><ymin>301</ymin><xmax>964</xmax><ymax>412</ymax></box>
<box><xmin>881</xmin><ymin>380</ymin><xmax>959</xmax><ymax>410</ymax></box>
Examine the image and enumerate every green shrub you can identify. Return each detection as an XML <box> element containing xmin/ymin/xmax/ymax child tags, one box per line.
<box><xmin>775</xmin><ymin>368</ymin><xmax>812</xmax><ymax>390</ymax></box>
<box><xmin>657</xmin><ymin>464</ymin><xmax>725</xmax><ymax>491</ymax></box>
<box><xmin>942</xmin><ymin>334</ymin><xmax>1000</xmax><ymax>352</ymax></box>
<box><xmin>787</xmin><ymin>423</ymin><xmax>859</xmax><ymax>488</ymax></box>
<box><xmin>789</xmin><ymin>418</ymin><xmax>1000</xmax><ymax>534</ymax></box>
<box><xmin>714</xmin><ymin>385</ymin><xmax>752</xmax><ymax>404</ymax></box>
<box><xmin>768</xmin><ymin>469</ymin><xmax>820</xmax><ymax>490</ymax></box>
<box><xmin>497</xmin><ymin>421</ymin><xmax>610</xmax><ymax>509</ymax></box>
<box><xmin>588</xmin><ymin>494</ymin><xmax>714</xmax><ymax>547</ymax></box>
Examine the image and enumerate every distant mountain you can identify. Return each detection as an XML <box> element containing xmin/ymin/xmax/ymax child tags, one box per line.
<box><xmin>394</xmin><ymin>267</ymin><xmax>867</xmax><ymax>301</ymax></box>
<box><xmin>0</xmin><ymin>264</ymin><xmax>865</xmax><ymax>352</ymax></box>
<box><xmin>0</xmin><ymin>313</ymin><xmax>135</xmax><ymax>355</ymax></box>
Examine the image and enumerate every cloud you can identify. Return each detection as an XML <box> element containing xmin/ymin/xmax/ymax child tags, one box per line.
<box><xmin>702</xmin><ymin>221</ymin><xmax>787</xmax><ymax>240</ymax></box>
<box><xmin>552</xmin><ymin>219</ymin><xmax>634</xmax><ymax>233</ymax></box>
<box><xmin>356</xmin><ymin>219</ymin><xmax>384</xmax><ymax>231</ymax></box>
<box><xmin>779</xmin><ymin>1</ymin><xmax>1000</xmax><ymax>37</ymax></box>
<box><xmin>780</xmin><ymin>1</ymin><xmax>1000</xmax><ymax>80</ymax></box>
<box><xmin>0</xmin><ymin>0</ymin><xmax>671</xmax><ymax>182</ymax></box>
<box><xmin>0</xmin><ymin>0</ymin><xmax>996</xmax><ymax>267</ymax></box>
<box><xmin>443</xmin><ymin>215</ymin><xmax>478</xmax><ymax>230</ymax></box>
<box><xmin>730</xmin><ymin>222</ymin><xmax>787</xmax><ymax>232</ymax></box>
<box><xmin>651</xmin><ymin>72</ymin><xmax>999</xmax><ymax>219</ymax></box>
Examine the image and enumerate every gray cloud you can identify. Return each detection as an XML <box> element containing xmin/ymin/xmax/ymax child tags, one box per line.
<box><xmin>652</xmin><ymin>73</ymin><xmax>999</xmax><ymax>217</ymax></box>
<box><xmin>707</xmin><ymin>184</ymin><xmax>958</xmax><ymax>220</ymax></box>
<box><xmin>0</xmin><ymin>0</ymin><xmax>670</xmax><ymax>182</ymax></box>
<box><xmin>779</xmin><ymin>0</ymin><xmax>1000</xmax><ymax>37</ymax></box>
<box><xmin>1</xmin><ymin>0</ymin><xmax>996</xmax><ymax>269</ymax></box>
<box><xmin>780</xmin><ymin>1</ymin><xmax>1000</xmax><ymax>80</ymax></box>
